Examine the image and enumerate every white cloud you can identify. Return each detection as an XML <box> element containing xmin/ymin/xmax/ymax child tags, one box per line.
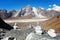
<box><xmin>47</xmin><ymin>4</ymin><xmax>60</xmax><ymax>12</ymax></box>
<box><xmin>47</xmin><ymin>8</ymin><xmax>52</xmax><ymax>10</ymax></box>
<box><xmin>52</xmin><ymin>4</ymin><xmax>60</xmax><ymax>12</ymax></box>
<box><xmin>53</xmin><ymin>4</ymin><xmax>56</xmax><ymax>7</ymax></box>
<box><xmin>49</xmin><ymin>5</ymin><xmax>52</xmax><ymax>7</ymax></box>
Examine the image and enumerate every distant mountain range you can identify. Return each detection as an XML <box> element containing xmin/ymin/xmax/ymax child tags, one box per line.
<box><xmin>0</xmin><ymin>5</ymin><xmax>60</xmax><ymax>19</ymax></box>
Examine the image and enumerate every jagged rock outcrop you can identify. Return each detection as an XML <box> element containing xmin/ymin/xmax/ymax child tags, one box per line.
<box><xmin>24</xmin><ymin>5</ymin><xmax>32</xmax><ymax>16</ymax></box>
<box><xmin>8</xmin><ymin>10</ymin><xmax>17</xmax><ymax>17</ymax></box>
<box><xmin>18</xmin><ymin>9</ymin><xmax>26</xmax><ymax>17</ymax></box>
<box><xmin>0</xmin><ymin>9</ymin><xmax>9</xmax><ymax>19</ymax></box>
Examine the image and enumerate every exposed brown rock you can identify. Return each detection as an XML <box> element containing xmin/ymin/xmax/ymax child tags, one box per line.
<box><xmin>0</xmin><ymin>11</ymin><xmax>9</xmax><ymax>19</ymax></box>
<box><xmin>40</xmin><ymin>16</ymin><xmax>60</xmax><ymax>33</ymax></box>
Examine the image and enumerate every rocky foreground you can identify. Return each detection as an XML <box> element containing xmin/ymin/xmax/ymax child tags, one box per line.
<box><xmin>2</xmin><ymin>28</ymin><xmax>60</xmax><ymax>40</ymax></box>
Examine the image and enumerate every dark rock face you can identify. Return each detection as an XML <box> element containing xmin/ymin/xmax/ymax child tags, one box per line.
<box><xmin>8</xmin><ymin>10</ymin><xmax>17</xmax><ymax>17</ymax></box>
<box><xmin>18</xmin><ymin>9</ymin><xmax>26</xmax><ymax>17</ymax></box>
<box><xmin>0</xmin><ymin>9</ymin><xmax>9</xmax><ymax>19</ymax></box>
<box><xmin>0</xmin><ymin>12</ymin><xmax>8</xmax><ymax>19</ymax></box>
<box><xmin>0</xmin><ymin>28</ymin><xmax>7</xmax><ymax>40</ymax></box>
<box><xmin>0</xmin><ymin>18</ymin><xmax>13</xmax><ymax>30</ymax></box>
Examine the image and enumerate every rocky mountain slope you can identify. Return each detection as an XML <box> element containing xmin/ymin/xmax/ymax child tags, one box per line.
<box><xmin>0</xmin><ymin>5</ymin><xmax>60</xmax><ymax>19</ymax></box>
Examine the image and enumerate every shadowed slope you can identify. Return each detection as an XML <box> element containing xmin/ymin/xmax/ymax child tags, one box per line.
<box><xmin>0</xmin><ymin>18</ymin><xmax>13</xmax><ymax>30</ymax></box>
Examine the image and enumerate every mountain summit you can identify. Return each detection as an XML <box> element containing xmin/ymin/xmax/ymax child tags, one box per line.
<box><xmin>0</xmin><ymin>5</ymin><xmax>60</xmax><ymax>19</ymax></box>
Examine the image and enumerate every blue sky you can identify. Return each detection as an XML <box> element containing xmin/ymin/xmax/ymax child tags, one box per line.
<box><xmin>0</xmin><ymin>0</ymin><xmax>60</xmax><ymax>11</ymax></box>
